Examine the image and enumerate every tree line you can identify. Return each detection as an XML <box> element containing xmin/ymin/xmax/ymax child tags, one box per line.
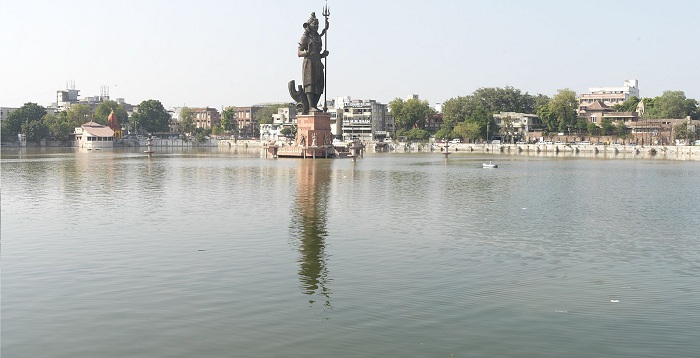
<box><xmin>3</xmin><ymin>88</ymin><xmax>698</xmax><ymax>144</ymax></box>
<box><xmin>389</xmin><ymin>87</ymin><xmax>699</xmax><ymax>142</ymax></box>
<box><xmin>1</xmin><ymin>100</ymin><xmax>130</xmax><ymax>143</ymax></box>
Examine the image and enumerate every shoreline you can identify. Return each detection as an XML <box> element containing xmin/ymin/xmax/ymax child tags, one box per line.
<box><xmin>216</xmin><ymin>140</ymin><xmax>700</xmax><ymax>161</ymax></box>
<box><xmin>3</xmin><ymin>140</ymin><xmax>698</xmax><ymax>161</ymax></box>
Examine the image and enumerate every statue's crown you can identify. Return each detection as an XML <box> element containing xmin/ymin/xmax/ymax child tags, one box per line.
<box><xmin>307</xmin><ymin>12</ymin><xmax>317</xmax><ymax>24</ymax></box>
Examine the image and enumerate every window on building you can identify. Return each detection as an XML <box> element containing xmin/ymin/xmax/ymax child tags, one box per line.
<box><xmin>591</xmin><ymin>116</ymin><xmax>597</xmax><ymax>123</ymax></box>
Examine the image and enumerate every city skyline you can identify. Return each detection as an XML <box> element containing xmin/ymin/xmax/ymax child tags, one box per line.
<box><xmin>2</xmin><ymin>0</ymin><xmax>699</xmax><ymax>109</ymax></box>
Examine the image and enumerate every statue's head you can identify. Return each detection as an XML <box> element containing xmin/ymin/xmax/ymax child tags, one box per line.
<box><xmin>303</xmin><ymin>12</ymin><xmax>319</xmax><ymax>32</ymax></box>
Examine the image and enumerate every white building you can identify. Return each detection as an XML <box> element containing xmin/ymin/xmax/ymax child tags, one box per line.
<box><xmin>74</xmin><ymin>121</ymin><xmax>115</xmax><ymax>149</ymax></box>
<box><xmin>260</xmin><ymin>106</ymin><xmax>297</xmax><ymax>142</ymax></box>
<box><xmin>493</xmin><ymin>112</ymin><xmax>543</xmax><ymax>141</ymax></box>
<box><xmin>271</xmin><ymin>106</ymin><xmax>297</xmax><ymax>127</ymax></box>
<box><xmin>260</xmin><ymin>123</ymin><xmax>284</xmax><ymax>142</ymax></box>
<box><xmin>329</xmin><ymin>97</ymin><xmax>392</xmax><ymax>142</ymax></box>
<box><xmin>0</xmin><ymin>107</ymin><xmax>18</xmax><ymax>124</ymax></box>
<box><xmin>578</xmin><ymin>79</ymin><xmax>640</xmax><ymax>113</ymax></box>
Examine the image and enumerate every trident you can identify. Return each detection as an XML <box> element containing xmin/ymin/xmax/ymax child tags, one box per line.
<box><xmin>322</xmin><ymin>1</ymin><xmax>330</xmax><ymax>112</ymax></box>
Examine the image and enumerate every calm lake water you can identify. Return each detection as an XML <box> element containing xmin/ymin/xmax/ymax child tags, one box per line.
<box><xmin>2</xmin><ymin>147</ymin><xmax>699</xmax><ymax>358</ymax></box>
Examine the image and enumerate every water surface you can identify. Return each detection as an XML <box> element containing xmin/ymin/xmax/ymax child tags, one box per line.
<box><xmin>2</xmin><ymin>148</ymin><xmax>699</xmax><ymax>357</ymax></box>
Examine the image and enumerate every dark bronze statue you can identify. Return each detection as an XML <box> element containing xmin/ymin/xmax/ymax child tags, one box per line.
<box><xmin>289</xmin><ymin>11</ymin><xmax>329</xmax><ymax>114</ymax></box>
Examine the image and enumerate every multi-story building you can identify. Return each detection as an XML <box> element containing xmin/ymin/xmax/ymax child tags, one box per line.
<box><xmin>581</xmin><ymin>101</ymin><xmax>699</xmax><ymax>145</ymax></box>
<box><xmin>260</xmin><ymin>105</ymin><xmax>297</xmax><ymax>141</ymax></box>
<box><xmin>233</xmin><ymin>106</ymin><xmax>264</xmax><ymax>138</ymax></box>
<box><xmin>329</xmin><ymin>97</ymin><xmax>392</xmax><ymax>142</ymax></box>
<box><xmin>583</xmin><ymin>101</ymin><xmax>638</xmax><ymax>125</ymax></box>
<box><xmin>271</xmin><ymin>105</ymin><xmax>297</xmax><ymax>128</ymax></box>
<box><xmin>191</xmin><ymin>107</ymin><xmax>220</xmax><ymax>129</ymax></box>
<box><xmin>493</xmin><ymin>112</ymin><xmax>543</xmax><ymax>141</ymax></box>
<box><xmin>578</xmin><ymin>79</ymin><xmax>640</xmax><ymax>113</ymax></box>
<box><xmin>55</xmin><ymin>82</ymin><xmax>81</xmax><ymax>112</ymax></box>
<box><xmin>425</xmin><ymin>112</ymin><xmax>443</xmax><ymax>132</ymax></box>
<box><xmin>0</xmin><ymin>107</ymin><xmax>18</xmax><ymax>124</ymax></box>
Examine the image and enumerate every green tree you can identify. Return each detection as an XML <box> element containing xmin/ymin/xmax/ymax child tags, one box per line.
<box><xmin>548</xmin><ymin>89</ymin><xmax>579</xmax><ymax>132</ymax></box>
<box><xmin>575</xmin><ymin>118</ymin><xmax>588</xmax><ymax>134</ymax></box>
<box><xmin>612</xmin><ymin>96</ymin><xmax>641</xmax><ymax>112</ymax></box>
<box><xmin>673</xmin><ymin>121</ymin><xmax>698</xmax><ymax>143</ymax></box>
<box><xmin>441</xmin><ymin>96</ymin><xmax>478</xmax><ymax>128</ymax></box>
<box><xmin>192</xmin><ymin>127</ymin><xmax>210</xmax><ymax>144</ymax></box>
<box><xmin>1</xmin><ymin>102</ymin><xmax>47</xmax><ymax>141</ymax></box>
<box><xmin>132</xmin><ymin>100</ymin><xmax>171</xmax><ymax>133</ymax></box>
<box><xmin>95</xmin><ymin>100</ymin><xmax>129</xmax><ymax>126</ymax></box>
<box><xmin>533</xmin><ymin>94</ymin><xmax>550</xmax><ymax>111</ymax></box>
<box><xmin>454</xmin><ymin>121</ymin><xmax>481</xmax><ymax>142</ymax></box>
<box><xmin>66</xmin><ymin>104</ymin><xmax>95</xmax><ymax>124</ymax></box>
<box><xmin>43</xmin><ymin>112</ymin><xmax>78</xmax><ymax>142</ymax></box>
<box><xmin>409</xmin><ymin>128</ymin><xmax>430</xmax><ymax>140</ymax></box>
<box><xmin>389</xmin><ymin>98</ymin><xmax>433</xmax><ymax>130</ymax></box>
<box><xmin>648</xmin><ymin>91</ymin><xmax>698</xmax><ymax>119</ymax></box>
<box><xmin>280</xmin><ymin>126</ymin><xmax>297</xmax><ymax>138</ymax></box>
<box><xmin>587</xmin><ymin>122</ymin><xmax>600</xmax><ymax>136</ymax></box>
<box><xmin>22</xmin><ymin>119</ymin><xmax>50</xmax><ymax>141</ymax></box>
<box><xmin>471</xmin><ymin>86</ymin><xmax>537</xmax><ymax>114</ymax></box>
<box><xmin>253</xmin><ymin>103</ymin><xmax>288</xmax><ymax>125</ymax></box>
<box><xmin>179</xmin><ymin>107</ymin><xmax>196</xmax><ymax>134</ymax></box>
<box><xmin>468</xmin><ymin>106</ymin><xmax>494</xmax><ymax>140</ymax></box>
<box><xmin>221</xmin><ymin>107</ymin><xmax>236</xmax><ymax>133</ymax></box>
<box><xmin>499</xmin><ymin>115</ymin><xmax>515</xmax><ymax>143</ymax></box>
<box><xmin>536</xmin><ymin>103</ymin><xmax>557</xmax><ymax>133</ymax></box>
<box><xmin>600</xmin><ymin>118</ymin><xmax>614</xmax><ymax>136</ymax></box>
<box><xmin>434</xmin><ymin>127</ymin><xmax>453</xmax><ymax>140</ymax></box>
<box><xmin>639</xmin><ymin>97</ymin><xmax>655</xmax><ymax>119</ymax></box>
<box><xmin>614</xmin><ymin>121</ymin><xmax>629</xmax><ymax>142</ymax></box>
<box><xmin>442</xmin><ymin>89</ymin><xmax>543</xmax><ymax>130</ymax></box>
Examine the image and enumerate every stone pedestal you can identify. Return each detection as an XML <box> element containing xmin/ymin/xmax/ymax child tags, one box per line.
<box><xmin>275</xmin><ymin>111</ymin><xmax>335</xmax><ymax>158</ymax></box>
<box><xmin>296</xmin><ymin>111</ymin><xmax>332</xmax><ymax>147</ymax></box>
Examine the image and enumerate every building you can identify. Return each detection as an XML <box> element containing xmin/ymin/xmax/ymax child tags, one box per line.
<box><xmin>191</xmin><ymin>107</ymin><xmax>221</xmax><ymax>129</ymax></box>
<box><xmin>107</xmin><ymin>110</ymin><xmax>123</xmax><ymax>139</ymax></box>
<box><xmin>55</xmin><ymin>81</ymin><xmax>81</xmax><ymax>112</ymax></box>
<box><xmin>329</xmin><ymin>97</ymin><xmax>392</xmax><ymax>142</ymax></box>
<box><xmin>493</xmin><ymin>112</ymin><xmax>543</xmax><ymax>141</ymax></box>
<box><xmin>233</xmin><ymin>106</ymin><xmax>264</xmax><ymax>138</ymax></box>
<box><xmin>74</xmin><ymin>121</ymin><xmax>115</xmax><ymax>149</ymax></box>
<box><xmin>1</xmin><ymin>107</ymin><xmax>18</xmax><ymax>124</ymax></box>
<box><xmin>583</xmin><ymin>101</ymin><xmax>638</xmax><ymax>125</ymax></box>
<box><xmin>425</xmin><ymin>112</ymin><xmax>443</xmax><ymax>132</ymax></box>
<box><xmin>260</xmin><ymin>105</ymin><xmax>298</xmax><ymax>141</ymax></box>
<box><xmin>271</xmin><ymin>105</ymin><xmax>297</xmax><ymax>128</ymax></box>
<box><xmin>578</xmin><ymin>79</ymin><xmax>639</xmax><ymax>114</ymax></box>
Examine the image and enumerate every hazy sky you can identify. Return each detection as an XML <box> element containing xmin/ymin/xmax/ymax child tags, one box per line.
<box><xmin>2</xmin><ymin>0</ymin><xmax>699</xmax><ymax>110</ymax></box>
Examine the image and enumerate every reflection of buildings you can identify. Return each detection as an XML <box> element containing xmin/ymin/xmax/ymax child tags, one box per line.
<box><xmin>290</xmin><ymin>160</ymin><xmax>332</xmax><ymax>307</ymax></box>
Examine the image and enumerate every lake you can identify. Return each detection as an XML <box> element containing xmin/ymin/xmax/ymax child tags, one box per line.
<box><xmin>2</xmin><ymin>147</ymin><xmax>699</xmax><ymax>357</ymax></box>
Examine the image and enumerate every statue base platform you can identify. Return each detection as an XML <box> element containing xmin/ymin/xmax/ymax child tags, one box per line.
<box><xmin>269</xmin><ymin>111</ymin><xmax>337</xmax><ymax>158</ymax></box>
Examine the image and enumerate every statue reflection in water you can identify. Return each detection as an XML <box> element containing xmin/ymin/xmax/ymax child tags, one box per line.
<box><xmin>289</xmin><ymin>159</ymin><xmax>332</xmax><ymax>310</ymax></box>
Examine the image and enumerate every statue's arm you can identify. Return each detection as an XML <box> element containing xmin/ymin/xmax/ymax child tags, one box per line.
<box><xmin>320</xmin><ymin>18</ymin><xmax>329</xmax><ymax>36</ymax></box>
<box><xmin>297</xmin><ymin>36</ymin><xmax>309</xmax><ymax>57</ymax></box>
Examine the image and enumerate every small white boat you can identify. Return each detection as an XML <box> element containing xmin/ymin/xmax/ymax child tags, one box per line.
<box><xmin>482</xmin><ymin>161</ymin><xmax>498</xmax><ymax>168</ymax></box>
